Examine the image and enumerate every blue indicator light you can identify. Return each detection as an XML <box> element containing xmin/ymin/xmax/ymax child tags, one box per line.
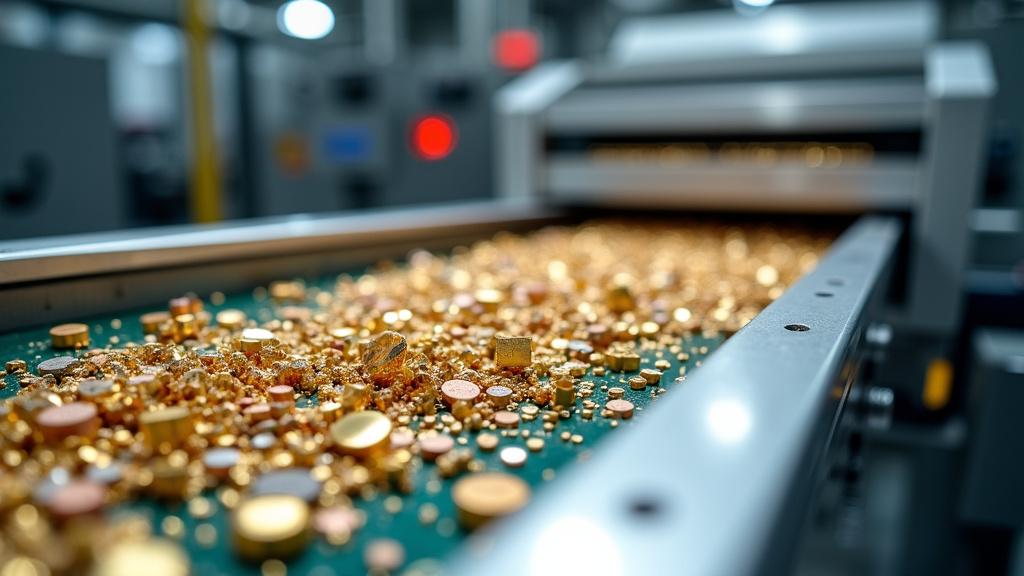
<box><xmin>323</xmin><ymin>126</ymin><xmax>373</xmax><ymax>164</ymax></box>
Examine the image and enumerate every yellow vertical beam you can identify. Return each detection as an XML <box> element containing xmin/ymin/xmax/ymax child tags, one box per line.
<box><xmin>183</xmin><ymin>0</ymin><xmax>223</xmax><ymax>223</ymax></box>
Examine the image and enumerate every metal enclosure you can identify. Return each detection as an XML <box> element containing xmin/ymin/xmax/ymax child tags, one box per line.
<box><xmin>0</xmin><ymin>45</ymin><xmax>123</xmax><ymax>239</ymax></box>
<box><xmin>960</xmin><ymin>329</ymin><xmax>1024</xmax><ymax>528</ymax></box>
<box><xmin>495</xmin><ymin>5</ymin><xmax>995</xmax><ymax>337</ymax></box>
<box><xmin>251</xmin><ymin>0</ymin><xmax>501</xmax><ymax>217</ymax></box>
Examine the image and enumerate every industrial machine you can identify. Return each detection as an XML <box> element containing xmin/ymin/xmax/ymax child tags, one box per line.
<box><xmin>497</xmin><ymin>1</ymin><xmax>995</xmax><ymax>340</ymax></box>
<box><xmin>0</xmin><ymin>1</ymin><xmax>1012</xmax><ymax>575</ymax></box>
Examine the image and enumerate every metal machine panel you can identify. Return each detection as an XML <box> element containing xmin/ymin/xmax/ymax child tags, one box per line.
<box><xmin>545</xmin><ymin>78</ymin><xmax>927</xmax><ymax>135</ymax></box>
<box><xmin>608</xmin><ymin>1</ymin><xmax>937</xmax><ymax>68</ymax></box>
<box><xmin>960</xmin><ymin>329</ymin><xmax>1024</xmax><ymax>528</ymax></box>
<box><xmin>0</xmin><ymin>45</ymin><xmax>123</xmax><ymax>239</ymax></box>
<box><xmin>546</xmin><ymin>157</ymin><xmax>919</xmax><ymax>212</ymax></box>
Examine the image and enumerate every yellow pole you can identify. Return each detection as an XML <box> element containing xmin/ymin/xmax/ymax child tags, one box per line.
<box><xmin>183</xmin><ymin>0</ymin><xmax>223</xmax><ymax>223</ymax></box>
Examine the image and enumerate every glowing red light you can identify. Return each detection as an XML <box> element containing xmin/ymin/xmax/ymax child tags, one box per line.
<box><xmin>411</xmin><ymin>115</ymin><xmax>457</xmax><ymax>161</ymax></box>
<box><xmin>493</xmin><ymin>29</ymin><xmax>540</xmax><ymax>71</ymax></box>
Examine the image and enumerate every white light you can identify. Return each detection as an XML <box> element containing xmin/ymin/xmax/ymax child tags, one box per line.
<box><xmin>732</xmin><ymin>0</ymin><xmax>774</xmax><ymax>16</ymax></box>
<box><xmin>131</xmin><ymin>23</ymin><xmax>180</xmax><ymax>66</ymax></box>
<box><xmin>707</xmin><ymin>400</ymin><xmax>752</xmax><ymax>444</ymax></box>
<box><xmin>277</xmin><ymin>0</ymin><xmax>334</xmax><ymax>40</ymax></box>
<box><xmin>531</xmin><ymin>517</ymin><xmax>623</xmax><ymax>576</ymax></box>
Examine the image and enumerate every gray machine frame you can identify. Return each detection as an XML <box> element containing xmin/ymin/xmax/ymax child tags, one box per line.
<box><xmin>496</xmin><ymin>31</ymin><xmax>994</xmax><ymax>337</ymax></box>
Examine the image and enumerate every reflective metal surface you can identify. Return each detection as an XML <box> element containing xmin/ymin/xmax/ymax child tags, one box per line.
<box><xmin>445</xmin><ymin>216</ymin><xmax>902</xmax><ymax>576</ymax></box>
<box><xmin>0</xmin><ymin>200</ymin><xmax>560</xmax><ymax>330</ymax></box>
<box><xmin>0</xmin><ymin>199</ymin><xmax>557</xmax><ymax>285</ymax></box>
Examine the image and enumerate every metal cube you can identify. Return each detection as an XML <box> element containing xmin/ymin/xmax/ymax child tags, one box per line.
<box><xmin>495</xmin><ymin>336</ymin><xmax>532</xmax><ymax>368</ymax></box>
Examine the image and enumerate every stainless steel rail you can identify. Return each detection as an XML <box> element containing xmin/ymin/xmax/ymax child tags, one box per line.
<box><xmin>444</xmin><ymin>215</ymin><xmax>902</xmax><ymax>576</ymax></box>
<box><xmin>0</xmin><ymin>200</ymin><xmax>559</xmax><ymax>286</ymax></box>
<box><xmin>0</xmin><ymin>200</ymin><xmax>561</xmax><ymax>330</ymax></box>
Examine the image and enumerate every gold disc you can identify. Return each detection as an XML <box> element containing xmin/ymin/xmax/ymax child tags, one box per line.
<box><xmin>232</xmin><ymin>494</ymin><xmax>310</xmax><ymax>562</ymax></box>
<box><xmin>49</xmin><ymin>323</ymin><xmax>89</xmax><ymax>349</ymax></box>
<box><xmin>95</xmin><ymin>538</ymin><xmax>190</xmax><ymax>576</ymax></box>
<box><xmin>330</xmin><ymin>411</ymin><xmax>392</xmax><ymax>458</ymax></box>
<box><xmin>215</xmin><ymin>309</ymin><xmax>247</xmax><ymax>330</ymax></box>
<box><xmin>451</xmin><ymin>472</ymin><xmax>530</xmax><ymax>530</ymax></box>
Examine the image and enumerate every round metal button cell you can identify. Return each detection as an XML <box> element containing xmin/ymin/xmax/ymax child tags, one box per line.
<box><xmin>440</xmin><ymin>379</ymin><xmax>481</xmax><ymax>406</ymax></box>
<box><xmin>418</xmin><ymin>434</ymin><xmax>455</xmax><ymax>462</ymax></box>
<box><xmin>606</xmin><ymin>399</ymin><xmax>635</xmax><ymax>419</ymax></box>
<box><xmin>485</xmin><ymin>385</ymin><xmax>513</xmax><ymax>407</ymax></box>
<box><xmin>499</xmin><ymin>446</ymin><xmax>528</xmax><ymax>468</ymax></box>
<box><xmin>37</xmin><ymin>356</ymin><xmax>81</xmax><ymax>379</ymax></box>
<box><xmin>493</xmin><ymin>410</ymin><xmax>520</xmax><ymax>429</ymax></box>
<box><xmin>250</xmin><ymin>468</ymin><xmax>323</xmax><ymax>504</ymax></box>
<box><xmin>37</xmin><ymin>402</ymin><xmax>100</xmax><ymax>443</ymax></box>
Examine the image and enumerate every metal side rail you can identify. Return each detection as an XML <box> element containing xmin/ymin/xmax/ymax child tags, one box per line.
<box><xmin>444</xmin><ymin>215</ymin><xmax>902</xmax><ymax>576</ymax></box>
<box><xmin>0</xmin><ymin>200</ymin><xmax>561</xmax><ymax>331</ymax></box>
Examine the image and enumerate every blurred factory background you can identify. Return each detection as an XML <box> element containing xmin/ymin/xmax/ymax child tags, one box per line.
<box><xmin>1</xmin><ymin>0</ymin><xmax>1023</xmax><ymax>575</ymax></box>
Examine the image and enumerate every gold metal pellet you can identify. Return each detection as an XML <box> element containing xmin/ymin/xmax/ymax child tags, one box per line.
<box><xmin>232</xmin><ymin>494</ymin><xmax>310</xmax><ymax>562</ymax></box>
<box><xmin>495</xmin><ymin>336</ymin><xmax>532</xmax><ymax>368</ymax></box>
<box><xmin>5</xmin><ymin>359</ymin><xmax>26</xmax><ymax>373</ymax></box>
<box><xmin>140</xmin><ymin>407</ymin><xmax>192</xmax><ymax>450</ymax></box>
<box><xmin>553</xmin><ymin>379</ymin><xmax>575</xmax><ymax>407</ymax></box>
<box><xmin>49</xmin><ymin>323</ymin><xmax>89</xmax><ymax>349</ymax></box>
<box><xmin>0</xmin><ymin>219</ymin><xmax>832</xmax><ymax>573</ymax></box>
<box><xmin>94</xmin><ymin>538</ymin><xmax>190</xmax><ymax>576</ymax></box>
<box><xmin>330</xmin><ymin>411</ymin><xmax>392</xmax><ymax>458</ymax></box>
<box><xmin>474</xmin><ymin>289</ymin><xmax>504</xmax><ymax>313</ymax></box>
<box><xmin>215</xmin><ymin>309</ymin><xmax>247</xmax><ymax>330</ymax></box>
<box><xmin>621</xmin><ymin>353</ymin><xmax>641</xmax><ymax>372</ymax></box>
<box><xmin>140</xmin><ymin>312</ymin><xmax>171</xmax><ymax>334</ymax></box>
<box><xmin>363</xmin><ymin>331</ymin><xmax>407</xmax><ymax>383</ymax></box>
<box><xmin>640</xmin><ymin>368</ymin><xmax>663</xmax><ymax>385</ymax></box>
<box><xmin>451</xmin><ymin>473</ymin><xmax>530</xmax><ymax>530</ymax></box>
<box><xmin>476</xmin><ymin>433</ymin><xmax>499</xmax><ymax>453</ymax></box>
<box><xmin>174</xmin><ymin>314</ymin><xmax>199</xmax><ymax>340</ymax></box>
<box><xmin>525</xmin><ymin>438</ymin><xmax>545</xmax><ymax>452</ymax></box>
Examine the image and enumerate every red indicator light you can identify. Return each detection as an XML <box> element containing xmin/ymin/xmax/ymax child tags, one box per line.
<box><xmin>411</xmin><ymin>115</ymin><xmax>457</xmax><ymax>161</ymax></box>
<box><xmin>493</xmin><ymin>29</ymin><xmax>540</xmax><ymax>71</ymax></box>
